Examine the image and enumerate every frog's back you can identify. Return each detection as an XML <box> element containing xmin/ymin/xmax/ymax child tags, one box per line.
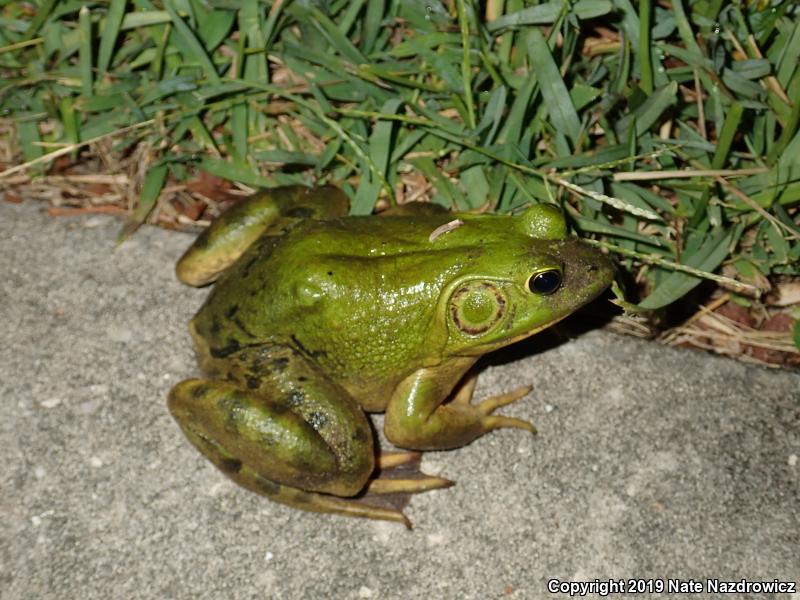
<box><xmin>192</xmin><ymin>214</ymin><xmax>469</xmax><ymax>400</ymax></box>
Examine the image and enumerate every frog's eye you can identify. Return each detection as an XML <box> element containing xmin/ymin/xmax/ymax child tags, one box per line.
<box><xmin>527</xmin><ymin>269</ymin><xmax>562</xmax><ymax>295</ymax></box>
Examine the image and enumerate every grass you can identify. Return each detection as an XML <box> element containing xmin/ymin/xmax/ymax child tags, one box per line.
<box><xmin>1</xmin><ymin>0</ymin><xmax>798</xmax><ymax>365</ymax></box>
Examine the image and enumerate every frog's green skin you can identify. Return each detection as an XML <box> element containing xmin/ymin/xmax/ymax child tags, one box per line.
<box><xmin>169</xmin><ymin>185</ymin><xmax>614</xmax><ymax>526</ymax></box>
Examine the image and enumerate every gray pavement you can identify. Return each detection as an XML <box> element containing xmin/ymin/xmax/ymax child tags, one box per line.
<box><xmin>1</xmin><ymin>200</ymin><xmax>798</xmax><ymax>600</ymax></box>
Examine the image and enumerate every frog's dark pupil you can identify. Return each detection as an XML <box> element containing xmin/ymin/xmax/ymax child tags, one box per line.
<box><xmin>529</xmin><ymin>270</ymin><xmax>561</xmax><ymax>295</ymax></box>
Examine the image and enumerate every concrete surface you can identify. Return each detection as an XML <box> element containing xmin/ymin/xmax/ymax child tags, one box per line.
<box><xmin>0</xmin><ymin>200</ymin><xmax>798</xmax><ymax>600</ymax></box>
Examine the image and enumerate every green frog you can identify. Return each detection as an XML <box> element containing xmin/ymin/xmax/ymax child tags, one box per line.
<box><xmin>169</xmin><ymin>185</ymin><xmax>614</xmax><ymax>526</ymax></box>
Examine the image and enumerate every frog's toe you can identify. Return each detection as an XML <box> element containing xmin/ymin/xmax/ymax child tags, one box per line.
<box><xmin>482</xmin><ymin>414</ymin><xmax>537</xmax><ymax>434</ymax></box>
<box><xmin>366</xmin><ymin>475</ymin><xmax>454</xmax><ymax>495</ymax></box>
<box><xmin>376</xmin><ymin>450</ymin><xmax>422</xmax><ymax>469</ymax></box>
<box><xmin>370</xmin><ymin>451</ymin><xmax>454</xmax><ymax>495</ymax></box>
<box><xmin>475</xmin><ymin>384</ymin><xmax>533</xmax><ymax>414</ymax></box>
<box><xmin>474</xmin><ymin>385</ymin><xmax>537</xmax><ymax>434</ymax></box>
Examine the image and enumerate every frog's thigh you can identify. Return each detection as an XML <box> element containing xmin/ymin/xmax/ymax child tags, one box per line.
<box><xmin>168</xmin><ymin>374</ymin><xmax>373</xmax><ymax>498</ymax></box>
<box><xmin>176</xmin><ymin>185</ymin><xmax>348</xmax><ymax>286</ymax></box>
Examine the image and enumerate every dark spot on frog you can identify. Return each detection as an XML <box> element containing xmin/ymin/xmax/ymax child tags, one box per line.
<box><xmin>210</xmin><ymin>339</ymin><xmax>241</xmax><ymax>358</ymax></box>
<box><xmin>225</xmin><ymin>304</ymin><xmax>239</xmax><ymax>318</ymax></box>
<box><xmin>291</xmin><ymin>334</ymin><xmax>326</xmax><ymax>360</ymax></box>
<box><xmin>246</xmin><ymin>376</ymin><xmax>260</xmax><ymax>390</ymax></box>
<box><xmin>268</xmin><ymin>357</ymin><xmax>290</xmax><ymax>372</ymax></box>
<box><xmin>241</xmin><ymin>254</ymin><xmax>260</xmax><ymax>279</ymax></box>
<box><xmin>297</xmin><ymin>375</ymin><xmax>308</xmax><ymax>382</ymax></box>
<box><xmin>232</xmin><ymin>315</ymin><xmax>256</xmax><ymax>338</ymax></box>
<box><xmin>210</xmin><ymin>318</ymin><xmax>221</xmax><ymax>335</ymax></box>
<box><xmin>254</xmin><ymin>475</ymin><xmax>280</xmax><ymax>496</ymax></box>
<box><xmin>327</xmin><ymin>271</ymin><xmax>333</xmax><ymax>276</ymax></box>
<box><xmin>218</xmin><ymin>457</ymin><xmax>242</xmax><ymax>474</ymax></box>
<box><xmin>286</xmin><ymin>206</ymin><xmax>314</xmax><ymax>218</ymax></box>
<box><xmin>191</xmin><ymin>384</ymin><xmax>211</xmax><ymax>399</ymax></box>
<box><xmin>270</xmin><ymin>402</ymin><xmax>289</xmax><ymax>416</ymax></box>
<box><xmin>351</xmin><ymin>427</ymin><xmax>369</xmax><ymax>443</ymax></box>
<box><xmin>308</xmin><ymin>410</ymin><xmax>328</xmax><ymax>431</ymax></box>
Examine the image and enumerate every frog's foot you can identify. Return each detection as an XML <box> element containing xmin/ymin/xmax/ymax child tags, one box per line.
<box><xmin>385</xmin><ymin>366</ymin><xmax>537</xmax><ymax>450</ymax></box>
<box><xmin>245</xmin><ymin>473</ymin><xmax>413</xmax><ymax>528</ymax></box>
<box><xmin>451</xmin><ymin>374</ymin><xmax>536</xmax><ymax>433</ymax></box>
<box><xmin>474</xmin><ymin>385</ymin><xmax>537</xmax><ymax>434</ymax></box>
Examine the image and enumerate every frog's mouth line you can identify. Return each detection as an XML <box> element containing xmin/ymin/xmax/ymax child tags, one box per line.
<box><xmin>455</xmin><ymin>313</ymin><xmax>568</xmax><ymax>356</ymax></box>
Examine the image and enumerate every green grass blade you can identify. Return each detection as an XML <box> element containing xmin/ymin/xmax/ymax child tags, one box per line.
<box><xmin>351</xmin><ymin>98</ymin><xmax>402</xmax><ymax>215</ymax></box>
<box><xmin>456</xmin><ymin>0</ymin><xmax>476</xmax><ymax>129</ymax></box>
<box><xmin>638</xmin><ymin>0</ymin><xmax>653</xmax><ymax>94</ymax></box>
<box><xmin>120</xmin><ymin>11</ymin><xmax>171</xmax><ymax>30</ymax></box>
<box><xmin>163</xmin><ymin>0</ymin><xmax>221</xmax><ymax>84</ymax></box>
<box><xmin>199</xmin><ymin>156</ymin><xmax>275</xmax><ymax>187</ymax></box>
<box><xmin>15</xmin><ymin>117</ymin><xmax>44</xmax><ymax>163</ymax></box>
<box><xmin>119</xmin><ymin>163</ymin><xmax>168</xmax><ymax>241</ymax></box>
<box><xmin>97</xmin><ymin>0</ymin><xmax>127</xmax><ymax>75</ymax></box>
<box><xmin>59</xmin><ymin>96</ymin><xmax>80</xmax><ymax>151</ymax></box>
<box><xmin>767</xmin><ymin>96</ymin><xmax>800</xmax><ymax>165</ymax></box>
<box><xmin>361</xmin><ymin>0</ymin><xmax>384</xmax><ymax>54</ymax></box>
<box><xmin>487</xmin><ymin>0</ymin><xmax>612</xmax><ymax>31</ymax></box>
<box><xmin>79</xmin><ymin>5</ymin><xmax>93</xmax><ymax>97</ymax></box>
<box><xmin>338</xmin><ymin>0</ymin><xmax>367</xmax><ymax>37</ymax></box>
<box><xmin>22</xmin><ymin>0</ymin><xmax>55</xmax><ymax>41</ymax></box>
<box><xmin>616</xmin><ymin>80</ymin><xmax>678</xmax><ymax>139</ymax></box>
<box><xmin>527</xmin><ymin>27</ymin><xmax>580</xmax><ymax>147</ymax></box>
<box><xmin>712</xmin><ymin>101</ymin><xmax>744</xmax><ymax>170</ymax></box>
<box><xmin>638</xmin><ymin>228</ymin><xmax>739</xmax><ymax>310</ymax></box>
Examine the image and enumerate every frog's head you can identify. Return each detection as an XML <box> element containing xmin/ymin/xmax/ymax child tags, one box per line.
<box><xmin>439</xmin><ymin>204</ymin><xmax>614</xmax><ymax>357</ymax></box>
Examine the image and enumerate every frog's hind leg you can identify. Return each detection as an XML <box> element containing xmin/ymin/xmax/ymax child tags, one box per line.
<box><xmin>176</xmin><ymin>185</ymin><xmax>348</xmax><ymax>286</ymax></box>
<box><xmin>168</xmin><ymin>377</ymin><xmax>395</xmax><ymax>519</ymax></box>
<box><xmin>174</xmin><ymin>412</ymin><xmax>413</xmax><ymax>526</ymax></box>
<box><xmin>168</xmin><ymin>344</ymin><xmax>420</xmax><ymax>525</ymax></box>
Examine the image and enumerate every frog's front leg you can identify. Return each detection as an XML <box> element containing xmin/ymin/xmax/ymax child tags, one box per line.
<box><xmin>384</xmin><ymin>360</ymin><xmax>536</xmax><ymax>451</ymax></box>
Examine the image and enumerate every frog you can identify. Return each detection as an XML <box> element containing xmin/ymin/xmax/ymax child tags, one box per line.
<box><xmin>168</xmin><ymin>185</ymin><xmax>614</xmax><ymax>526</ymax></box>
